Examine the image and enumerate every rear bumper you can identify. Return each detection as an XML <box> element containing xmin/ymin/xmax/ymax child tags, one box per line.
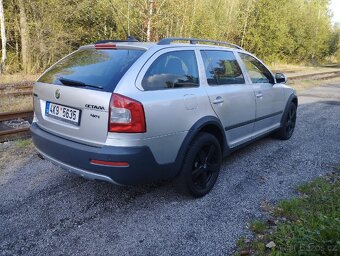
<box><xmin>30</xmin><ymin>123</ymin><xmax>176</xmax><ymax>185</ymax></box>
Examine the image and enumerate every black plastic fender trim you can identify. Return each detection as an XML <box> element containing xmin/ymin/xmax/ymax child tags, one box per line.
<box><xmin>172</xmin><ymin>116</ymin><xmax>228</xmax><ymax>177</ymax></box>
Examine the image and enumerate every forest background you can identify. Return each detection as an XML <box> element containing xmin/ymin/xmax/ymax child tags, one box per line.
<box><xmin>0</xmin><ymin>0</ymin><xmax>339</xmax><ymax>75</ymax></box>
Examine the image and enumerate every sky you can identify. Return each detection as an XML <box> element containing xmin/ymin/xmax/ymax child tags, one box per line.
<box><xmin>330</xmin><ymin>0</ymin><xmax>340</xmax><ymax>24</ymax></box>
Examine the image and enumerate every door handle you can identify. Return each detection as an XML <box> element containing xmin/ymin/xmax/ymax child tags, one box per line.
<box><xmin>212</xmin><ymin>96</ymin><xmax>224</xmax><ymax>104</ymax></box>
<box><xmin>256</xmin><ymin>92</ymin><xmax>263</xmax><ymax>98</ymax></box>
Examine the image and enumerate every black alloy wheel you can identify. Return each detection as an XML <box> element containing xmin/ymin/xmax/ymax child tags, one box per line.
<box><xmin>276</xmin><ymin>102</ymin><xmax>297</xmax><ymax>140</ymax></box>
<box><xmin>285</xmin><ymin>104</ymin><xmax>296</xmax><ymax>138</ymax></box>
<box><xmin>178</xmin><ymin>132</ymin><xmax>222</xmax><ymax>197</ymax></box>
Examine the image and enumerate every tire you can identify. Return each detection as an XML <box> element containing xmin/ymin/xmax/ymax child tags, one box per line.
<box><xmin>177</xmin><ymin>132</ymin><xmax>222</xmax><ymax>197</ymax></box>
<box><xmin>275</xmin><ymin>102</ymin><xmax>297</xmax><ymax>140</ymax></box>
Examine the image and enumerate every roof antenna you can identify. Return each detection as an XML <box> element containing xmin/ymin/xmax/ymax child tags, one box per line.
<box><xmin>127</xmin><ymin>35</ymin><xmax>138</xmax><ymax>42</ymax></box>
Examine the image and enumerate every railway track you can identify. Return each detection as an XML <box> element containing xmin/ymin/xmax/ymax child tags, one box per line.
<box><xmin>0</xmin><ymin>70</ymin><xmax>339</xmax><ymax>97</ymax></box>
<box><xmin>0</xmin><ymin>81</ymin><xmax>33</xmax><ymax>98</ymax></box>
<box><xmin>289</xmin><ymin>70</ymin><xmax>340</xmax><ymax>81</ymax></box>
<box><xmin>1</xmin><ymin>91</ymin><xmax>32</xmax><ymax>97</ymax></box>
<box><xmin>0</xmin><ymin>110</ymin><xmax>33</xmax><ymax>142</ymax></box>
<box><xmin>0</xmin><ymin>81</ymin><xmax>33</xmax><ymax>90</ymax></box>
<box><xmin>0</xmin><ymin>70</ymin><xmax>339</xmax><ymax>142</ymax></box>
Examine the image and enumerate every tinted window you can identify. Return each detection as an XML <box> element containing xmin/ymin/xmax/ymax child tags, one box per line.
<box><xmin>201</xmin><ymin>50</ymin><xmax>244</xmax><ymax>85</ymax></box>
<box><xmin>142</xmin><ymin>51</ymin><xmax>199</xmax><ymax>90</ymax></box>
<box><xmin>239</xmin><ymin>53</ymin><xmax>274</xmax><ymax>84</ymax></box>
<box><xmin>38</xmin><ymin>48</ymin><xmax>145</xmax><ymax>92</ymax></box>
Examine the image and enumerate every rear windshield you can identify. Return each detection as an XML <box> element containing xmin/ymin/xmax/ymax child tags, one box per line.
<box><xmin>38</xmin><ymin>48</ymin><xmax>145</xmax><ymax>92</ymax></box>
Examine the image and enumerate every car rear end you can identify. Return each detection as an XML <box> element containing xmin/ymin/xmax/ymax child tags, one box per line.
<box><xmin>31</xmin><ymin>42</ymin><xmax>175</xmax><ymax>185</ymax></box>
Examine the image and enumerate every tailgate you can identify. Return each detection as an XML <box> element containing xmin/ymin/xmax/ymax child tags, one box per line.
<box><xmin>33</xmin><ymin>82</ymin><xmax>111</xmax><ymax>146</ymax></box>
<box><xmin>32</xmin><ymin>46</ymin><xmax>145</xmax><ymax>146</ymax></box>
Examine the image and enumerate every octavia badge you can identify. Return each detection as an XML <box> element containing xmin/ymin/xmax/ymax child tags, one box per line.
<box><xmin>55</xmin><ymin>89</ymin><xmax>61</xmax><ymax>99</ymax></box>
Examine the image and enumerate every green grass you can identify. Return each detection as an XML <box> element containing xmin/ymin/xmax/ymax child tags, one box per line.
<box><xmin>272</xmin><ymin>169</ymin><xmax>340</xmax><ymax>255</ymax></box>
<box><xmin>0</xmin><ymin>94</ymin><xmax>33</xmax><ymax>113</ymax></box>
<box><xmin>0</xmin><ymin>73</ymin><xmax>38</xmax><ymax>84</ymax></box>
<box><xmin>0</xmin><ymin>139</ymin><xmax>34</xmax><ymax>173</ymax></box>
<box><xmin>250</xmin><ymin>220</ymin><xmax>268</xmax><ymax>234</ymax></box>
<box><xmin>235</xmin><ymin>167</ymin><xmax>340</xmax><ymax>256</ymax></box>
<box><xmin>15</xmin><ymin>139</ymin><xmax>32</xmax><ymax>148</ymax></box>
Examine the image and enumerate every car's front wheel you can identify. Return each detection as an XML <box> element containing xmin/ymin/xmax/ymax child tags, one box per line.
<box><xmin>177</xmin><ymin>132</ymin><xmax>222</xmax><ymax>197</ymax></box>
<box><xmin>276</xmin><ymin>102</ymin><xmax>297</xmax><ymax>140</ymax></box>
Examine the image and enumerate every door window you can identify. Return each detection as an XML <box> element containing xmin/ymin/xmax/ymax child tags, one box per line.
<box><xmin>201</xmin><ymin>50</ymin><xmax>245</xmax><ymax>86</ymax></box>
<box><xmin>239</xmin><ymin>53</ymin><xmax>274</xmax><ymax>84</ymax></box>
<box><xmin>142</xmin><ymin>51</ymin><xmax>199</xmax><ymax>90</ymax></box>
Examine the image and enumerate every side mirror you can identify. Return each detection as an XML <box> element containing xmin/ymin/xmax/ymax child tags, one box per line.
<box><xmin>275</xmin><ymin>73</ymin><xmax>287</xmax><ymax>84</ymax></box>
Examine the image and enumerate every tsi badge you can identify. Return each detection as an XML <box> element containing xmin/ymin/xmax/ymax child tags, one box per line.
<box><xmin>55</xmin><ymin>89</ymin><xmax>61</xmax><ymax>99</ymax></box>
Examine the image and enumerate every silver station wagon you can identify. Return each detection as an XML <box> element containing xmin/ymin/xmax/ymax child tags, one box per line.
<box><xmin>31</xmin><ymin>37</ymin><xmax>297</xmax><ymax>197</ymax></box>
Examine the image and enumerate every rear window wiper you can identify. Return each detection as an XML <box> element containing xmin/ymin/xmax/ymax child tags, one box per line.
<box><xmin>58</xmin><ymin>77</ymin><xmax>103</xmax><ymax>89</ymax></box>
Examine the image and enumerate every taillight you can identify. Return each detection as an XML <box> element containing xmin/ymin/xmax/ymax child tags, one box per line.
<box><xmin>109</xmin><ymin>93</ymin><xmax>146</xmax><ymax>133</ymax></box>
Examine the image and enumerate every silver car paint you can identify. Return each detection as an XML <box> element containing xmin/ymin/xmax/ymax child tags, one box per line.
<box><xmin>33</xmin><ymin>82</ymin><xmax>112</xmax><ymax>146</ymax></box>
<box><xmin>196</xmin><ymin>48</ymin><xmax>256</xmax><ymax>148</ymax></box>
<box><xmin>33</xmin><ymin>42</ymin><xmax>295</xmax><ymax>166</ymax></box>
<box><xmin>112</xmin><ymin>46</ymin><xmax>216</xmax><ymax>164</ymax></box>
<box><xmin>235</xmin><ymin>51</ymin><xmax>287</xmax><ymax>137</ymax></box>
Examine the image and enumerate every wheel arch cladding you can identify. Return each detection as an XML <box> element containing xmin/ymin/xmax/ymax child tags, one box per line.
<box><xmin>173</xmin><ymin>116</ymin><xmax>227</xmax><ymax>177</ymax></box>
<box><xmin>292</xmin><ymin>96</ymin><xmax>298</xmax><ymax>107</ymax></box>
<box><xmin>281</xmin><ymin>93</ymin><xmax>298</xmax><ymax>125</ymax></box>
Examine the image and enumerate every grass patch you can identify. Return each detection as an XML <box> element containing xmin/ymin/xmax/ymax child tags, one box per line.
<box><xmin>15</xmin><ymin>139</ymin><xmax>32</xmax><ymax>148</ymax></box>
<box><xmin>235</xmin><ymin>167</ymin><xmax>340</xmax><ymax>255</ymax></box>
<box><xmin>269</xmin><ymin>64</ymin><xmax>340</xmax><ymax>74</ymax></box>
<box><xmin>0</xmin><ymin>139</ymin><xmax>34</xmax><ymax>173</ymax></box>
<box><xmin>0</xmin><ymin>73</ymin><xmax>36</xmax><ymax>112</ymax></box>
<box><xmin>250</xmin><ymin>220</ymin><xmax>268</xmax><ymax>234</ymax></box>
<box><xmin>290</xmin><ymin>76</ymin><xmax>340</xmax><ymax>92</ymax></box>
<box><xmin>0</xmin><ymin>95</ymin><xmax>33</xmax><ymax>112</ymax></box>
<box><xmin>0</xmin><ymin>73</ymin><xmax>38</xmax><ymax>84</ymax></box>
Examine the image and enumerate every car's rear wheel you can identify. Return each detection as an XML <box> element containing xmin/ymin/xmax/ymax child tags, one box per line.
<box><xmin>177</xmin><ymin>132</ymin><xmax>222</xmax><ymax>197</ymax></box>
<box><xmin>276</xmin><ymin>102</ymin><xmax>297</xmax><ymax>140</ymax></box>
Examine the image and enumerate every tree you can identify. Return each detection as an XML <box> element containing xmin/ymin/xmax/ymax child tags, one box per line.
<box><xmin>18</xmin><ymin>0</ymin><xmax>29</xmax><ymax>73</ymax></box>
<box><xmin>0</xmin><ymin>0</ymin><xmax>337</xmax><ymax>73</ymax></box>
<box><xmin>146</xmin><ymin>0</ymin><xmax>155</xmax><ymax>41</ymax></box>
<box><xmin>0</xmin><ymin>0</ymin><xmax>6</xmax><ymax>73</ymax></box>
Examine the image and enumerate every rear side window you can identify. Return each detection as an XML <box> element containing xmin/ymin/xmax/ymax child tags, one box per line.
<box><xmin>239</xmin><ymin>53</ymin><xmax>274</xmax><ymax>84</ymax></box>
<box><xmin>201</xmin><ymin>50</ymin><xmax>245</xmax><ymax>85</ymax></box>
<box><xmin>142</xmin><ymin>51</ymin><xmax>199</xmax><ymax>90</ymax></box>
<box><xmin>38</xmin><ymin>48</ymin><xmax>145</xmax><ymax>92</ymax></box>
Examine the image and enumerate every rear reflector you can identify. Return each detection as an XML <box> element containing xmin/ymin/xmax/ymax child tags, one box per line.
<box><xmin>90</xmin><ymin>159</ymin><xmax>129</xmax><ymax>167</ymax></box>
<box><xmin>95</xmin><ymin>43</ymin><xmax>117</xmax><ymax>49</ymax></box>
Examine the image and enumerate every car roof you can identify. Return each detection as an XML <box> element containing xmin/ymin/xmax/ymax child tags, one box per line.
<box><xmin>81</xmin><ymin>42</ymin><xmax>248</xmax><ymax>53</ymax></box>
<box><xmin>81</xmin><ymin>37</ymin><xmax>247</xmax><ymax>52</ymax></box>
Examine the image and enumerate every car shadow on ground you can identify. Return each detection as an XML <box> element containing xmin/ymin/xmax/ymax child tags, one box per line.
<box><xmin>20</xmin><ymin>133</ymin><xmax>280</xmax><ymax>205</ymax></box>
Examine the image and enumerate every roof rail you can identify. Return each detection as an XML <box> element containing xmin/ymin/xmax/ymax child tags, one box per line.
<box><xmin>157</xmin><ymin>37</ymin><xmax>243</xmax><ymax>50</ymax></box>
<box><xmin>95</xmin><ymin>36</ymin><xmax>138</xmax><ymax>44</ymax></box>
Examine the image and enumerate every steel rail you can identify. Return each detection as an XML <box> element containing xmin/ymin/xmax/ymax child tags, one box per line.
<box><xmin>0</xmin><ymin>110</ymin><xmax>33</xmax><ymax>122</ymax></box>
<box><xmin>0</xmin><ymin>127</ymin><xmax>30</xmax><ymax>136</ymax></box>
<box><xmin>289</xmin><ymin>71</ymin><xmax>340</xmax><ymax>81</ymax></box>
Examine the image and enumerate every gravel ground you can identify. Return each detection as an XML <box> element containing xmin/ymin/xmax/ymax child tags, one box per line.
<box><xmin>1</xmin><ymin>85</ymin><xmax>340</xmax><ymax>256</ymax></box>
